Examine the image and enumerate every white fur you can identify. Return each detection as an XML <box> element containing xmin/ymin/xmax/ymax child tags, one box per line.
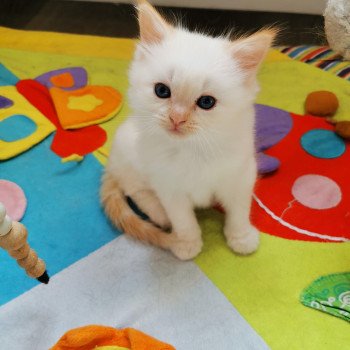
<box><xmin>106</xmin><ymin>24</ymin><xmax>263</xmax><ymax>260</ymax></box>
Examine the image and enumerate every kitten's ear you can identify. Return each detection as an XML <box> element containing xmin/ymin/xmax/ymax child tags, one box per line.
<box><xmin>137</xmin><ymin>0</ymin><xmax>172</xmax><ymax>44</ymax></box>
<box><xmin>230</xmin><ymin>29</ymin><xmax>277</xmax><ymax>76</ymax></box>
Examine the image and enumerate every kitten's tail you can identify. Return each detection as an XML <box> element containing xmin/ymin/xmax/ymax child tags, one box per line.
<box><xmin>100</xmin><ymin>172</ymin><xmax>174</xmax><ymax>249</ymax></box>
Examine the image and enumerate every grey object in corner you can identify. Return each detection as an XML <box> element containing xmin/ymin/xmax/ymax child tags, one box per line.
<box><xmin>324</xmin><ymin>0</ymin><xmax>350</xmax><ymax>60</ymax></box>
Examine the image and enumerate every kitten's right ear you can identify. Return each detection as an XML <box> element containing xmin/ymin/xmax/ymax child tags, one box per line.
<box><xmin>137</xmin><ymin>0</ymin><xmax>172</xmax><ymax>44</ymax></box>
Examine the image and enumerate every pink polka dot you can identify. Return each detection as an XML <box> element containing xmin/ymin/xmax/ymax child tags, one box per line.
<box><xmin>292</xmin><ymin>175</ymin><xmax>341</xmax><ymax>210</ymax></box>
<box><xmin>0</xmin><ymin>180</ymin><xmax>27</xmax><ymax>221</ymax></box>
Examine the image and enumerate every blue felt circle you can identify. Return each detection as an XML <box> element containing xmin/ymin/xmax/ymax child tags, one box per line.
<box><xmin>0</xmin><ymin>114</ymin><xmax>37</xmax><ymax>142</ymax></box>
<box><xmin>301</xmin><ymin>129</ymin><xmax>345</xmax><ymax>159</ymax></box>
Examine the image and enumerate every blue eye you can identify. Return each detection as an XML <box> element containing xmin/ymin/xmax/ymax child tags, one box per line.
<box><xmin>196</xmin><ymin>95</ymin><xmax>216</xmax><ymax>110</ymax></box>
<box><xmin>155</xmin><ymin>83</ymin><xmax>171</xmax><ymax>98</ymax></box>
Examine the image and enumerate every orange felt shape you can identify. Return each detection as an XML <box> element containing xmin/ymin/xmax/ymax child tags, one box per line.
<box><xmin>335</xmin><ymin>121</ymin><xmax>350</xmax><ymax>139</ymax></box>
<box><xmin>50</xmin><ymin>72</ymin><xmax>75</xmax><ymax>88</ymax></box>
<box><xmin>50</xmin><ymin>85</ymin><xmax>123</xmax><ymax>129</ymax></box>
<box><xmin>305</xmin><ymin>90</ymin><xmax>339</xmax><ymax>117</ymax></box>
<box><xmin>50</xmin><ymin>325</ymin><xmax>175</xmax><ymax>350</ymax></box>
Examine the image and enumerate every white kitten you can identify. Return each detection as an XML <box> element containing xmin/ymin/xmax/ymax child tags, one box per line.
<box><xmin>101</xmin><ymin>0</ymin><xmax>276</xmax><ymax>260</ymax></box>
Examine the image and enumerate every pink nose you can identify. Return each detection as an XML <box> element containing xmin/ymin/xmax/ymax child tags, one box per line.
<box><xmin>170</xmin><ymin>115</ymin><xmax>187</xmax><ymax>129</ymax></box>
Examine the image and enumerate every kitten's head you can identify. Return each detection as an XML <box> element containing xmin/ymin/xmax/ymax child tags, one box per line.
<box><xmin>129</xmin><ymin>0</ymin><xmax>276</xmax><ymax>138</ymax></box>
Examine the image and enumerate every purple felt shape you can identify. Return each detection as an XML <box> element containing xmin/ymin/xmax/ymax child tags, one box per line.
<box><xmin>257</xmin><ymin>152</ymin><xmax>281</xmax><ymax>174</ymax></box>
<box><xmin>0</xmin><ymin>95</ymin><xmax>13</xmax><ymax>109</ymax></box>
<box><xmin>255</xmin><ymin>104</ymin><xmax>293</xmax><ymax>174</ymax></box>
<box><xmin>255</xmin><ymin>104</ymin><xmax>293</xmax><ymax>151</ymax></box>
<box><xmin>35</xmin><ymin>67</ymin><xmax>88</xmax><ymax>91</ymax></box>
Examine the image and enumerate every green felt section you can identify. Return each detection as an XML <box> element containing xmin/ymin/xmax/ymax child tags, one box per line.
<box><xmin>195</xmin><ymin>209</ymin><xmax>350</xmax><ymax>350</ymax></box>
<box><xmin>257</xmin><ymin>59</ymin><xmax>350</xmax><ymax>122</ymax></box>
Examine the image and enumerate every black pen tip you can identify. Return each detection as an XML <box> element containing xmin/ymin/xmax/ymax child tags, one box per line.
<box><xmin>37</xmin><ymin>271</ymin><xmax>50</xmax><ymax>284</ymax></box>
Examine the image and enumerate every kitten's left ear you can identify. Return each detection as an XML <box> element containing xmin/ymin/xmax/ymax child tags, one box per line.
<box><xmin>230</xmin><ymin>29</ymin><xmax>277</xmax><ymax>77</ymax></box>
<box><xmin>137</xmin><ymin>0</ymin><xmax>173</xmax><ymax>45</ymax></box>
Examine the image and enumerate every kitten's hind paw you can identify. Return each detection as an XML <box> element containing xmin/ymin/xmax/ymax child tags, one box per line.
<box><xmin>170</xmin><ymin>238</ymin><xmax>203</xmax><ymax>261</ymax></box>
<box><xmin>226</xmin><ymin>226</ymin><xmax>260</xmax><ymax>255</ymax></box>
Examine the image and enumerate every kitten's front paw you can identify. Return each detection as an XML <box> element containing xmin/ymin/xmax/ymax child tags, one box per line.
<box><xmin>170</xmin><ymin>238</ymin><xmax>203</xmax><ymax>261</ymax></box>
<box><xmin>226</xmin><ymin>226</ymin><xmax>260</xmax><ymax>255</ymax></box>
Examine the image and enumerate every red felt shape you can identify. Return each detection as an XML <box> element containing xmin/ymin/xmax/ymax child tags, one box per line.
<box><xmin>251</xmin><ymin>113</ymin><xmax>350</xmax><ymax>242</ymax></box>
<box><xmin>16</xmin><ymin>80</ymin><xmax>107</xmax><ymax>157</ymax></box>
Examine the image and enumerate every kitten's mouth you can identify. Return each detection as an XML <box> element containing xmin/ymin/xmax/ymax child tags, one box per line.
<box><xmin>167</xmin><ymin>125</ymin><xmax>185</xmax><ymax>136</ymax></box>
<box><xmin>169</xmin><ymin>128</ymin><xmax>183</xmax><ymax>135</ymax></box>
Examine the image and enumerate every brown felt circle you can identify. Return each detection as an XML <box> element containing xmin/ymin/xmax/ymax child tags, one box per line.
<box><xmin>305</xmin><ymin>91</ymin><xmax>339</xmax><ymax>117</ymax></box>
<box><xmin>335</xmin><ymin>121</ymin><xmax>350</xmax><ymax>139</ymax></box>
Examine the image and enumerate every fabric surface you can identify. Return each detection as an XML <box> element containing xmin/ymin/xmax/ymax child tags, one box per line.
<box><xmin>0</xmin><ymin>179</ymin><xmax>26</xmax><ymax>221</ymax></box>
<box><xmin>0</xmin><ymin>62</ymin><xmax>19</xmax><ymax>86</ymax></box>
<box><xmin>0</xmin><ymin>52</ymin><xmax>122</xmax><ymax>159</ymax></box>
<box><xmin>305</xmin><ymin>90</ymin><xmax>339</xmax><ymax>116</ymax></box>
<box><xmin>300</xmin><ymin>128</ymin><xmax>345</xmax><ymax>158</ymax></box>
<box><xmin>0</xmin><ymin>95</ymin><xmax>14</xmax><ymax>108</ymax></box>
<box><xmin>0</xmin><ymin>134</ymin><xmax>119</xmax><ymax>305</ymax></box>
<box><xmin>0</xmin><ymin>85</ymin><xmax>55</xmax><ymax>160</ymax></box>
<box><xmin>252</xmin><ymin>113</ymin><xmax>350</xmax><ymax>242</ymax></box>
<box><xmin>195</xmin><ymin>210</ymin><xmax>350</xmax><ymax>350</ymax></box>
<box><xmin>95</xmin><ymin>347</ymin><xmax>129</xmax><ymax>350</ymax></box>
<box><xmin>50</xmin><ymin>85</ymin><xmax>122</xmax><ymax>130</ymax></box>
<box><xmin>0</xmin><ymin>114</ymin><xmax>37</xmax><ymax>142</ymax></box>
<box><xmin>1</xmin><ymin>27</ymin><xmax>350</xmax><ymax>350</ymax></box>
<box><xmin>0</xmin><ymin>236</ymin><xmax>269</xmax><ymax>350</ymax></box>
<box><xmin>0</xmin><ymin>32</ymin><xmax>132</xmax><ymax>164</ymax></box>
<box><xmin>255</xmin><ymin>104</ymin><xmax>293</xmax><ymax>173</ymax></box>
<box><xmin>256</xmin><ymin>53</ymin><xmax>350</xmax><ymax>123</ymax></box>
<box><xmin>17</xmin><ymin>79</ymin><xmax>108</xmax><ymax>157</ymax></box>
<box><xmin>278</xmin><ymin>46</ymin><xmax>350</xmax><ymax>81</ymax></box>
<box><xmin>300</xmin><ymin>272</ymin><xmax>350</xmax><ymax>322</ymax></box>
<box><xmin>36</xmin><ymin>67</ymin><xmax>88</xmax><ymax>91</ymax></box>
<box><xmin>51</xmin><ymin>325</ymin><xmax>175</xmax><ymax>350</ymax></box>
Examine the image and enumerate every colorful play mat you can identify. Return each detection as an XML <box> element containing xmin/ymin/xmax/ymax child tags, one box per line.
<box><xmin>0</xmin><ymin>27</ymin><xmax>350</xmax><ymax>350</ymax></box>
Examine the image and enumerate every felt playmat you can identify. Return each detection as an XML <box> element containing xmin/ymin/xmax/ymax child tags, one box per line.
<box><xmin>0</xmin><ymin>26</ymin><xmax>350</xmax><ymax>350</ymax></box>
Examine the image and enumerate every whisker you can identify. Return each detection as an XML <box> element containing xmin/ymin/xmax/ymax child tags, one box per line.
<box><xmin>194</xmin><ymin>124</ymin><xmax>225</xmax><ymax>160</ymax></box>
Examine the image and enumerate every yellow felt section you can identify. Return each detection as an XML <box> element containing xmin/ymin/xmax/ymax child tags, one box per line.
<box><xmin>257</xmin><ymin>59</ymin><xmax>350</xmax><ymax>122</ymax></box>
<box><xmin>68</xmin><ymin>94</ymin><xmax>102</xmax><ymax>112</ymax></box>
<box><xmin>61</xmin><ymin>154</ymin><xmax>84</xmax><ymax>163</ymax></box>
<box><xmin>0</xmin><ymin>27</ymin><xmax>135</xmax><ymax>60</ymax></box>
<box><xmin>0</xmin><ymin>86</ymin><xmax>55</xmax><ymax>160</ymax></box>
<box><xmin>265</xmin><ymin>49</ymin><xmax>292</xmax><ymax>62</ymax></box>
<box><xmin>195</xmin><ymin>210</ymin><xmax>350</xmax><ymax>350</ymax></box>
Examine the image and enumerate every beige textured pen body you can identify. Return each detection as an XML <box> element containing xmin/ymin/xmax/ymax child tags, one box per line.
<box><xmin>0</xmin><ymin>202</ymin><xmax>49</xmax><ymax>283</ymax></box>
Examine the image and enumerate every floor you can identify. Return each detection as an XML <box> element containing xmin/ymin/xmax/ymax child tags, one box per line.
<box><xmin>0</xmin><ymin>0</ymin><xmax>326</xmax><ymax>45</ymax></box>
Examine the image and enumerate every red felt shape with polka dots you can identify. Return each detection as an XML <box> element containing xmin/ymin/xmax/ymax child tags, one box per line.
<box><xmin>251</xmin><ymin>113</ymin><xmax>350</xmax><ymax>243</ymax></box>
